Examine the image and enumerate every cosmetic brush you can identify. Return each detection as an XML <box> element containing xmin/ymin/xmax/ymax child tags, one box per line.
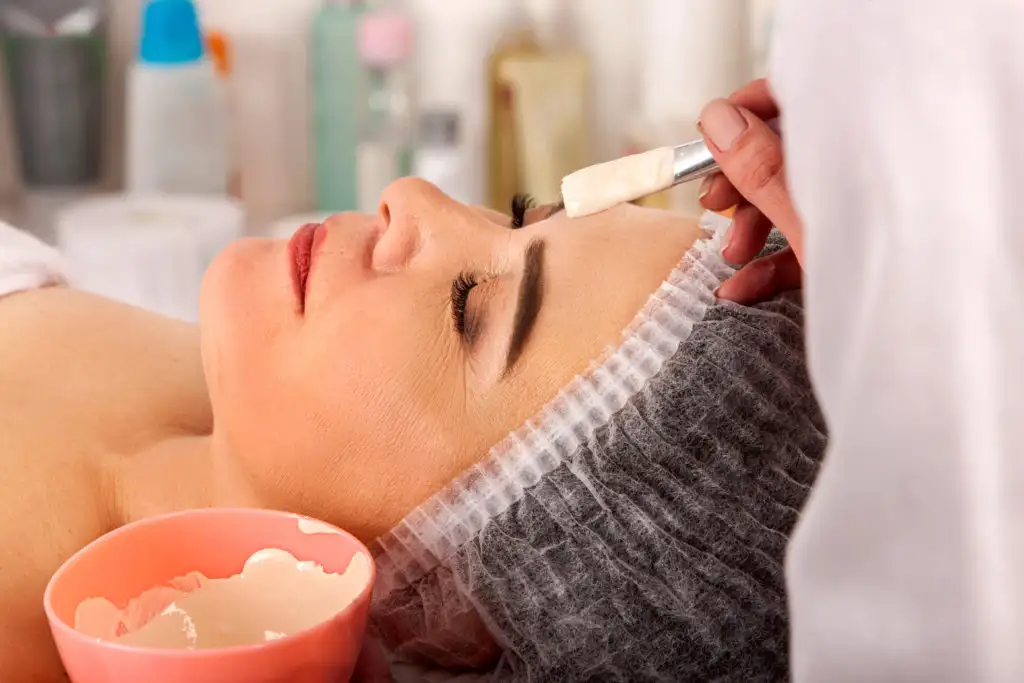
<box><xmin>560</xmin><ymin>138</ymin><xmax>718</xmax><ymax>219</ymax></box>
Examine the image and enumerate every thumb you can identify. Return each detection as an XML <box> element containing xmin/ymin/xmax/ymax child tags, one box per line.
<box><xmin>699</xmin><ymin>99</ymin><xmax>803</xmax><ymax>261</ymax></box>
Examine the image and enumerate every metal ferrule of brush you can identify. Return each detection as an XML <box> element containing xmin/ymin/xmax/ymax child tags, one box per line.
<box><xmin>672</xmin><ymin>140</ymin><xmax>719</xmax><ymax>184</ymax></box>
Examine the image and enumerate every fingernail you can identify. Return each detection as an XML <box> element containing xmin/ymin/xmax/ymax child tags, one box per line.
<box><xmin>718</xmin><ymin>262</ymin><xmax>776</xmax><ymax>302</ymax></box>
<box><xmin>721</xmin><ymin>226</ymin><xmax>737</xmax><ymax>265</ymax></box>
<box><xmin>698</xmin><ymin>175</ymin><xmax>715</xmax><ymax>201</ymax></box>
<box><xmin>699</xmin><ymin>99</ymin><xmax>748</xmax><ymax>152</ymax></box>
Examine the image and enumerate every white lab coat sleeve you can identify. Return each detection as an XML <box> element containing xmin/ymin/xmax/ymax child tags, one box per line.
<box><xmin>772</xmin><ymin>1</ymin><xmax>1024</xmax><ymax>681</ymax></box>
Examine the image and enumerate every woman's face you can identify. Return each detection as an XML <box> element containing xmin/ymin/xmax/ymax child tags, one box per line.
<box><xmin>200</xmin><ymin>179</ymin><xmax>703</xmax><ymax>539</ymax></box>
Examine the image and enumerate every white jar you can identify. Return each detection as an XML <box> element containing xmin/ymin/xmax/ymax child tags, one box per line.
<box><xmin>57</xmin><ymin>194</ymin><xmax>244</xmax><ymax>322</ymax></box>
<box><xmin>126</xmin><ymin>0</ymin><xmax>228</xmax><ymax>195</ymax></box>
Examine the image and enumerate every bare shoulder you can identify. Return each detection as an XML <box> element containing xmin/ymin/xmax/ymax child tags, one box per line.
<box><xmin>0</xmin><ymin>288</ymin><xmax>209</xmax><ymax>680</ymax></box>
<box><xmin>0</xmin><ymin>286</ymin><xmax>189</xmax><ymax>357</ymax></box>
<box><xmin>0</xmin><ymin>287</ymin><xmax>212</xmax><ymax>437</ymax></box>
<box><xmin>0</xmin><ymin>287</ymin><xmax>155</xmax><ymax>368</ymax></box>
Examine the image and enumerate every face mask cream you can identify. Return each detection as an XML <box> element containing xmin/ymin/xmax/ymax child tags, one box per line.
<box><xmin>74</xmin><ymin>549</ymin><xmax>372</xmax><ymax>650</ymax></box>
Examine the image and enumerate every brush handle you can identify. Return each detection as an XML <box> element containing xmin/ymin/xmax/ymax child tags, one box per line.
<box><xmin>672</xmin><ymin>140</ymin><xmax>719</xmax><ymax>185</ymax></box>
<box><xmin>672</xmin><ymin>118</ymin><xmax>782</xmax><ymax>187</ymax></box>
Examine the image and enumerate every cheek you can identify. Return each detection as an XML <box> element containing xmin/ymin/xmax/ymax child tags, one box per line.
<box><xmin>301</xmin><ymin>296</ymin><xmax>462</xmax><ymax>432</ymax></box>
<box><xmin>200</xmin><ymin>238</ymin><xmax>293</xmax><ymax>421</ymax></box>
<box><xmin>212</xmin><ymin>281</ymin><xmax>463</xmax><ymax>469</ymax></box>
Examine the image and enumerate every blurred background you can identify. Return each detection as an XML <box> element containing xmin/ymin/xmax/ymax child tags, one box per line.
<box><xmin>0</xmin><ymin>0</ymin><xmax>777</xmax><ymax>320</ymax></box>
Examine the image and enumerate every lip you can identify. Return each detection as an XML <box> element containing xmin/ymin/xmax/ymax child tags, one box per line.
<box><xmin>288</xmin><ymin>222</ymin><xmax>322</xmax><ymax>311</ymax></box>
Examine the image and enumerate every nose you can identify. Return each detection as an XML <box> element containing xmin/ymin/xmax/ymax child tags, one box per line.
<box><xmin>373</xmin><ymin>177</ymin><xmax>483</xmax><ymax>272</ymax></box>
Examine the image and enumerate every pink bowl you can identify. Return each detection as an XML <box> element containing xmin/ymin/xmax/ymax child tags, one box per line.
<box><xmin>44</xmin><ymin>509</ymin><xmax>375</xmax><ymax>683</ymax></box>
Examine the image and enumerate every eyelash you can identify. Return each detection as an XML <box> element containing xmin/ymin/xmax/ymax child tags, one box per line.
<box><xmin>511</xmin><ymin>193</ymin><xmax>535</xmax><ymax>229</ymax></box>
<box><xmin>451</xmin><ymin>271</ymin><xmax>478</xmax><ymax>337</ymax></box>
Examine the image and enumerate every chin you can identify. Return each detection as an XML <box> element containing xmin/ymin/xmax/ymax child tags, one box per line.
<box><xmin>199</xmin><ymin>238</ymin><xmax>282</xmax><ymax>395</ymax></box>
<box><xmin>200</xmin><ymin>237</ymin><xmax>278</xmax><ymax>317</ymax></box>
<box><xmin>200</xmin><ymin>242</ymin><xmax>242</xmax><ymax>330</ymax></box>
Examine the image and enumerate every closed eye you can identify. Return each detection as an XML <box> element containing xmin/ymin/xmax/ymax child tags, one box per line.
<box><xmin>452</xmin><ymin>197</ymin><xmax>555</xmax><ymax>361</ymax></box>
<box><xmin>510</xmin><ymin>194</ymin><xmax>565</xmax><ymax>229</ymax></box>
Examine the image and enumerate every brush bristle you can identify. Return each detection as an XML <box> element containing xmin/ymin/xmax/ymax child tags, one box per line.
<box><xmin>561</xmin><ymin>147</ymin><xmax>676</xmax><ymax>218</ymax></box>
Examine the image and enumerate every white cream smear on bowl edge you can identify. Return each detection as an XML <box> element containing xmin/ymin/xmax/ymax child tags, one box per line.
<box><xmin>73</xmin><ymin>549</ymin><xmax>372</xmax><ymax>650</ymax></box>
<box><xmin>297</xmin><ymin>518</ymin><xmax>343</xmax><ymax>536</ymax></box>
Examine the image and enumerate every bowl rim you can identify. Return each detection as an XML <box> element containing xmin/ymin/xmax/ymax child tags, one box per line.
<box><xmin>43</xmin><ymin>508</ymin><xmax>376</xmax><ymax>659</ymax></box>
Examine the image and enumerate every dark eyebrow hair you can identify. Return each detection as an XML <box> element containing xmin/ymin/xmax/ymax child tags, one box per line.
<box><xmin>504</xmin><ymin>239</ymin><xmax>546</xmax><ymax>376</ymax></box>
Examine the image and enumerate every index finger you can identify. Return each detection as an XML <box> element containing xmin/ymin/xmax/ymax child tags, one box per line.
<box><xmin>728</xmin><ymin>79</ymin><xmax>780</xmax><ymax>122</ymax></box>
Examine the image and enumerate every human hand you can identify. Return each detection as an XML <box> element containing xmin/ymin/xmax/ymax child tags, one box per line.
<box><xmin>697</xmin><ymin>79</ymin><xmax>804</xmax><ymax>305</ymax></box>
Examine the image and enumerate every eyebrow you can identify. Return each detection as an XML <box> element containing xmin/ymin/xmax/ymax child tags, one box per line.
<box><xmin>504</xmin><ymin>238</ymin><xmax>546</xmax><ymax>376</ymax></box>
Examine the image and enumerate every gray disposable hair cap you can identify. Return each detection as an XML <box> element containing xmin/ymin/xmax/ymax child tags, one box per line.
<box><xmin>369</xmin><ymin>214</ymin><xmax>826</xmax><ymax>682</ymax></box>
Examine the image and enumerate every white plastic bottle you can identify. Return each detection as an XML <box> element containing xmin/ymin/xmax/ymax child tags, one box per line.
<box><xmin>404</xmin><ymin>0</ymin><xmax>507</xmax><ymax>207</ymax></box>
<box><xmin>194</xmin><ymin>0</ymin><xmax>323</xmax><ymax>233</ymax></box>
<box><xmin>126</xmin><ymin>0</ymin><xmax>228</xmax><ymax>195</ymax></box>
<box><xmin>414</xmin><ymin>110</ymin><xmax>471</xmax><ymax>204</ymax></box>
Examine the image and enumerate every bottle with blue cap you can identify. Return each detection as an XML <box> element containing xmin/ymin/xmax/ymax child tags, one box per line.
<box><xmin>126</xmin><ymin>0</ymin><xmax>229</xmax><ymax>195</ymax></box>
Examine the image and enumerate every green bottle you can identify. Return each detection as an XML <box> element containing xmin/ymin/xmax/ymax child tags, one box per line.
<box><xmin>311</xmin><ymin>0</ymin><xmax>366</xmax><ymax>213</ymax></box>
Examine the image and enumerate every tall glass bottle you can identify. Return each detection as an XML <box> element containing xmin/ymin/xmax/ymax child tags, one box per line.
<box><xmin>311</xmin><ymin>0</ymin><xmax>366</xmax><ymax>213</ymax></box>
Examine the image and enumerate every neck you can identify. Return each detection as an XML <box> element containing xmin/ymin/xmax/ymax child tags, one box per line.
<box><xmin>108</xmin><ymin>433</ymin><xmax>263</xmax><ymax>527</ymax></box>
